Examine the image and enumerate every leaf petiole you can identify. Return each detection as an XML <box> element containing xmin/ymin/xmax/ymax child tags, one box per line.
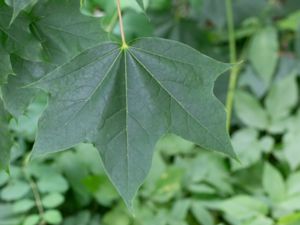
<box><xmin>116</xmin><ymin>0</ymin><xmax>128</xmax><ymax>49</ymax></box>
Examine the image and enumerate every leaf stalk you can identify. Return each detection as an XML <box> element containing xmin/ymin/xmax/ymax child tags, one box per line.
<box><xmin>116</xmin><ymin>0</ymin><xmax>128</xmax><ymax>49</ymax></box>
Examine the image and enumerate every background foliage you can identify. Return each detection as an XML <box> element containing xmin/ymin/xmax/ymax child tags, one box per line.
<box><xmin>1</xmin><ymin>0</ymin><xmax>300</xmax><ymax>224</ymax></box>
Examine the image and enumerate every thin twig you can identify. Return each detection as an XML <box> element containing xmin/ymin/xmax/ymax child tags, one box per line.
<box><xmin>23</xmin><ymin>155</ymin><xmax>46</xmax><ymax>225</ymax></box>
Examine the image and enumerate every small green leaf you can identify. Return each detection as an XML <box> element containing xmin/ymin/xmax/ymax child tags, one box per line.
<box><xmin>278</xmin><ymin>10</ymin><xmax>300</xmax><ymax>31</ymax></box>
<box><xmin>1</xmin><ymin>181</ymin><xmax>30</xmax><ymax>201</ymax></box>
<box><xmin>0</xmin><ymin>171</ymin><xmax>9</xmax><ymax>186</ymax></box>
<box><xmin>278</xmin><ymin>212</ymin><xmax>300</xmax><ymax>225</ymax></box>
<box><xmin>5</xmin><ymin>0</ymin><xmax>36</xmax><ymax>25</ymax></box>
<box><xmin>217</xmin><ymin>195</ymin><xmax>269</xmax><ymax>222</ymax></box>
<box><xmin>30</xmin><ymin>0</ymin><xmax>107</xmax><ymax>64</ymax></box>
<box><xmin>249</xmin><ymin>27</ymin><xmax>279</xmax><ymax>85</ymax></box>
<box><xmin>283</xmin><ymin>111</ymin><xmax>300</xmax><ymax>170</ymax></box>
<box><xmin>265</xmin><ymin>72</ymin><xmax>298</xmax><ymax>121</ymax></box>
<box><xmin>1</xmin><ymin>56</ymin><xmax>52</xmax><ymax>116</ymax></box>
<box><xmin>0</xmin><ymin>45</ymin><xmax>13</xmax><ymax>84</ymax></box>
<box><xmin>235</xmin><ymin>90</ymin><xmax>268</xmax><ymax>130</ymax></box>
<box><xmin>2</xmin><ymin>0</ymin><xmax>108</xmax><ymax>116</ymax></box>
<box><xmin>13</xmin><ymin>199</ymin><xmax>35</xmax><ymax>213</ymax></box>
<box><xmin>191</xmin><ymin>202</ymin><xmax>214</xmax><ymax>225</ymax></box>
<box><xmin>30</xmin><ymin>38</ymin><xmax>234</xmax><ymax>207</ymax></box>
<box><xmin>0</xmin><ymin>4</ymin><xmax>43</xmax><ymax>61</ymax></box>
<box><xmin>42</xmin><ymin>193</ymin><xmax>65</xmax><ymax>209</ymax></box>
<box><xmin>231</xmin><ymin>129</ymin><xmax>264</xmax><ymax>170</ymax></box>
<box><xmin>263</xmin><ymin>162</ymin><xmax>286</xmax><ymax>202</ymax></box>
<box><xmin>37</xmin><ymin>174</ymin><xmax>69</xmax><ymax>193</ymax></box>
<box><xmin>247</xmin><ymin>216</ymin><xmax>274</xmax><ymax>225</ymax></box>
<box><xmin>169</xmin><ymin>199</ymin><xmax>191</xmax><ymax>221</ymax></box>
<box><xmin>135</xmin><ymin>0</ymin><xmax>144</xmax><ymax>10</ymax></box>
<box><xmin>43</xmin><ymin>210</ymin><xmax>63</xmax><ymax>225</ymax></box>
<box><xmin>23</xmin><ymin>214</ymin><xmax>40</xmax><ymax>225</ymax></box>
<box><xmin>286</xmin><ymin>171</ymin><xmax>300</xmax><ymax>196</ymax></box>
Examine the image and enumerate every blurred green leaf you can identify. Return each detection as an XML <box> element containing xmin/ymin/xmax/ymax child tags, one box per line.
<box><xmin>42</xmin><ymin>193</ymin><xmax>64</xmax><ymax>209</ymax></box>
<box><xmin>37</xmin><ymin>174</ymin><xmax>69</xmax><ymax>194</ymax></box>
<box><xmin>169</xmin><ymin>199</ymin><xmax>191</xmax><ymax>221</ymax></box>
<box><xmin>191</xmin><ymin>201</ymin><xmax>214</xmax><ymax>225</ymax></box>
<box><xmin>12</xmin><ymin>199</ymin><xmax>35</xmax><ymax>213</ymax></box>
<box><xmin>4</xmin><ymin>0</ymin><xmax>36</xmax><ymax>25</ymax></box>
<box><xmin>265</xmin><ymin>72</ymin><xmax>298</xmax><ymax>122</ymax></box>
<box><xmin>0</xmin><ymin>4</ymin><xmax>43</xmax><ymax>61</ymax></box>
<box><xmin>43</xmin><ymin>210</ymin><xmax>62</xmax><ymax>225</ymax></box>
<box><xmin>1</xmin><ymin>180</ymin><xmax>30</xmax><ymax>201</ymax></box>
<box><xmin>0</xmin><ymin>171</ymin><xmax>9</xmax><ymax>186</ymax></box>
<box><xmin>263</xmin><ymin>163</ymin><xmax>286</xmax><ymax>203</ymax></box>
<box><xmin>249</xmin><ymin>27</ymin><xmax>279</xmax><ymax>85</ymax></box>
<box><xmin>235</xmin><ymin>90</ymin><xmax>268</xmax><ymax>130</ymax></box>
<box><xmin>278</xmin><ymin>212</ymin><xmax>300</xmax><ymax>225</ymax></box>
<box><xmin>0</xmin><ymin>45</ymin><xmax>13</xmax><ymax>85</ymax></box>
<box><xmin>278</xmin><ymin>10</ymin><xmax>300</xmax><ymax>31</ymax></box>
<box><xmin>23</xmin><ymin>214</ymin><xmax>40</xmax><ymax>225</ymax></box>
<box><xmin>216</xmin><ymin>195</ymin><xmax>269</xmax><ymax>222</ymax></box>
<box><xmin>231</xmin><ymin>129</ymin><xmax>271</xmax><ymax>170</ymax></box>
<box><xmin>155</xmin><ymin>134</ymin><xmax>194</xmax><ymax>156</ymax></box>
<box><xmin>152</xmin><ymin>166</ymin><xmax>184</xmax><ymax>203</ymax></box>
<box><xmin>282</xmin><ymin>111</ymin><xmax>300</xmax><ymax>169</ymax></box>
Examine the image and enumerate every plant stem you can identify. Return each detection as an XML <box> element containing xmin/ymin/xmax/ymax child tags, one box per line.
<box><xmin>23</xmin><ymin>155</ymin><xmax>46</xmax><ymax>225</ymax></box>
<box><xmin>225</xmin><ymin>0</ymin><xmax>238</xmax><ymax>131</ymax></box>
<box><xmin>116</xmin><ymin>0</ymin><xmax>128</xmax><ymax>49</ymax></box>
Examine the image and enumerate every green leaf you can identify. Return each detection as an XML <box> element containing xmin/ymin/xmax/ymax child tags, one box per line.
<box><xmin>169</xmin><ymin>199</ymin><xmax>191</xmax><ymax>221</ymax></box>
<box><xmin>42</xmin><ymin>193</ymin><xmax>65</xmax><ymax>209</ymax></box>
<box><xmin>283</xmin><ymin>111</ymin><xmax>300</xmax><ymax>170</ymax></box>
<box><xmin>231</xmin><ymin>129</ymin><xmax>267</xmax><ymax>170</ymax></box>
<box><xmin>2</xmin><ymin>56</ymin><xmax>52</xmax><ymax>116</ymax></box>
<box><xmin>191</xmin><ymin>202</ymin><xmax>214</xmax><ymax>225</ymax></box>
<box><xmin>83</xmin><ymin>175</ymin><xmax>119</xmax><ymax>207</ymax></box>
<box><xmin>0</xmin><ymin>181</ymin><xmax>30</xmax><ymax>201</ymax></box>
<box><xmin>135</xmin><ymin>0</ymin><xmax>144</xmax><ymax>10</ymax></box>
<box><xmin>0</xmin><ymin>4</ymin><xmax>43</xmax><ymax>61</ymax></box>
<box><xmin>30</xmin><ymin>0</ymin><xmax>107</xmax><ymax>64</ymax></box>
<box><xmin>12</xmin><ymin>199</ymin><xmax>35</xmax><ymax>213</ymax></box>
<box><xmin>249</xmin><ymin>27</ymin><xmax>279</xmax><ymax>85</ymax></box>
<box><xmin>216</xmin><ymin>195</ymin><xmax>269</xmax><ymax>222</ymax></box>
<box><xmin>23</xmin><ymin>215</ymin><xmax>40</xmax><ymax>225</ymax></box>
<box><xmin>0</xmin><ymin>99</ymin><xmax>13</xmax><ymax>170</ymax></box>
<box><xmin>2</xmin><ymin>0</ymin><xmax>108</xmax><ymax>116</ymax></box>
<box><xmin>287</xmin><ymin>171</ymin><xmax>300</xmax><ymax>196</ymax></box>
<box><xmin>43</xmin><ymin>210</ymin><xmax>62</xmax><ymax>225</ymax></box>
<box><xmin>0</xmin><ymin>45</ymin><xmax>13</xmax><ymax>84</ymax></box>
<box><xmin>9</xmin><ymin>95</ymin><xmax>47</xmax><ymax>141</ymax></box>
<box><xmin>263</xmin><ymin>162</ymin><xmax>286</xmax><ymax>202</ymax></box>
<box><xmin>30</xmin><ymin>38</ymin><xmax>234</xmax><ymax>207</ymax></box>
<box><xmin>0</xmin><ymin>171</ymin><xmax>9</xmax><ymax>186</ymax></box>
<box><xmin>37</xmin><ymin>174</ymin><xmax>69</xmax><ymax>194</ymax></box>
<box><xmin>265</xmin><ymin>72</ymin><xmax>298</xmax><ymax>121</ymax></box>
<box><xmin>5</xmin><ymin>0</ymin><xmax>36</xmax><ymax>25</ymax></box>
<box><xmin>278</xmin><ymin>10</ymin><xmax>300</xmax><ymax>31</ymax></box>
<box><xmin>56</xmin><ymin>151</ymin><xmax>91</xmax><ymax>206</ymax></box>
<box><xmin>246</xmin><ymin>216</ymin><xmax>274</xmax><ymax>225</ymax></box>
<box><xmin>234</xmin><ymin>90</ymin><xmax>268</xmax><ymax>130</ymax></box>
<box><xmin>296</xmin><ymin>26</ymin><xmax>300</xmax><ymax>58</ymax></box>
<box><xmin>278</xmin><ymin>212</ymin><xmax>300</xmax><ymax>225</ymax></box>
<box><xmin>155</xmin><ymin>134</ymin><xmax>194</xmax><ymax>156</ymax></box>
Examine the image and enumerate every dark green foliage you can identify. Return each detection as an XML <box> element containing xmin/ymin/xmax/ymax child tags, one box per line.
<box><xmin>1</xmin><ymin>0</ymin><xmax>300</xmax><ymax>224</ymax></box>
